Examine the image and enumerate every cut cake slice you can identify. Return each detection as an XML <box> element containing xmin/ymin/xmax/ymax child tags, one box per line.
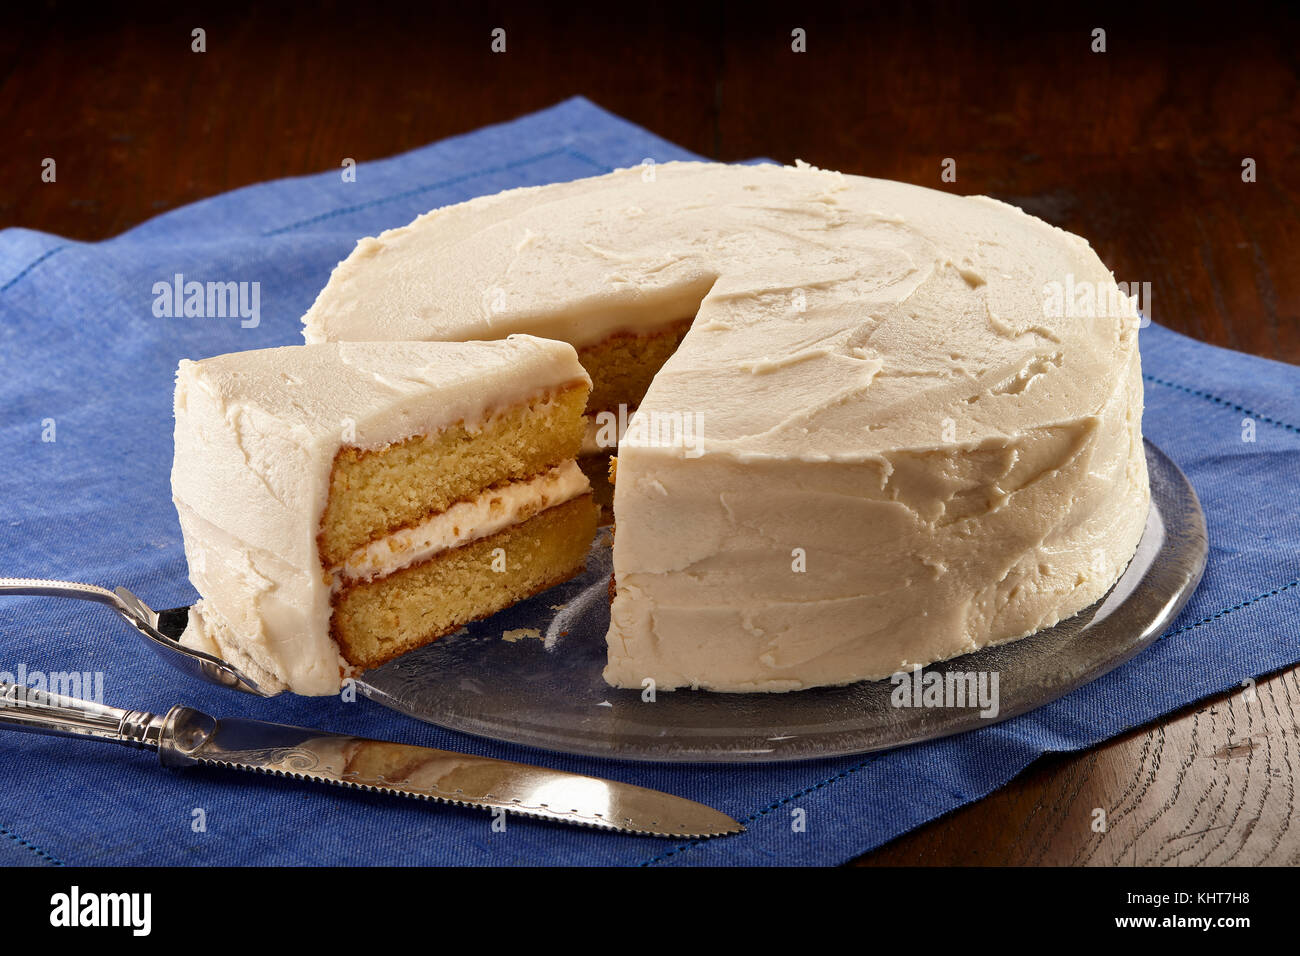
<box><xmin>171</xmin><ymin>335</ymin><xmax>597</xmax><ymax>696</ymax></box>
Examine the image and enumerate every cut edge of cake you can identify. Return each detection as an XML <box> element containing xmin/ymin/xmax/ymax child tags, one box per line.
<box><xmin>172</xmin><ymin>336</ymin><xmax>599</xmax><ymax>696</ymax></box>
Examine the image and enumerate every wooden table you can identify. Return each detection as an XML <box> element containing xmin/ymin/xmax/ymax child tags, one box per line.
<box><xmin>5</xmin><ymin>1</ymin><xmax>1297</xmax><ymax>865</ymax></box>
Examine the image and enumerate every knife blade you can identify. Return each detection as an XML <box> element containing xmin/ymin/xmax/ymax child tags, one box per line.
<box><xmin>0</xmin><ymin>681</ymin><xmax>742</xmax><ymax>839</ymax></box>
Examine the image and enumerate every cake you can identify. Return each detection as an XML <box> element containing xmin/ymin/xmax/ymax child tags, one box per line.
<box><xmin>302</xmin><ymin>160</ymin><xmax>1150</xmax><ymax>692</ymax></box>
<box><xmin>171</xmin><ymin>336</ymin><xmax>598</xmax><ymax>696</ymax></box>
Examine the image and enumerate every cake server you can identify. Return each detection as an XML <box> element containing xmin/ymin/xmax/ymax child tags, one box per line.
<box><xmin>0</xmin><ymin>578</ymin><xmax>271</xmax><ymax>696</ymax></box>
<box><xmin>0</xmin><ymin>680</ymin><xmax>743</xmax><ymax>838</ymax></box>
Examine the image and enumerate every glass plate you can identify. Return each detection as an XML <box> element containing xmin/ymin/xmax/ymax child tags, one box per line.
<box><xmin>357</xmin><ymin>440</ymin><xmax>1207</xmax><ymax>763</ymax></box>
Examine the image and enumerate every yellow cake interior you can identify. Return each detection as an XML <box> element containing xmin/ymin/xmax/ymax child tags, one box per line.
<box><xmin>320</xmin><ymin>381</ymin><xmax>597</xmax><ymax>671</ymax></box>
<box><xmin>332</xmin><ymin>496</ymin><xmax>596</xmax><ymax>669</ymax></box>
<box><xmin>578</xmin><ymin>317</ymin><xmax>693</xmax><ymax>416</ymax></box>
<box><xmin>575</xmin><ymin>317</ymin><xmax>693</xmax><ymax>515</ymax></box>
<box><xmin>320</xmin><ymin>384</ymin><xmax>588</xmax><ymax>565</ymax></box>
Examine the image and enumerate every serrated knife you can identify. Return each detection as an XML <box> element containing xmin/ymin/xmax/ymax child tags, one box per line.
<box><xmin>0</xmin><ymin>681</ymin><xmax>742</xmax><ymax>839</ymax></box>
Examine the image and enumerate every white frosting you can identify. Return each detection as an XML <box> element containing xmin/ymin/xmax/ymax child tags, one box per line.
<box><xmin>172</xmin><ymin>336</ymin><xmax>590</xmax><ymax>695</ymax></box>
<box><xmin>335</xmin><ymin>461</ymin><xmax>589</xmax><ymax>585</ymax></box>
<box><xmin>304</xmin><ymin>160</ymin><xmax>1150</xmax><ymax>692</ymax></box>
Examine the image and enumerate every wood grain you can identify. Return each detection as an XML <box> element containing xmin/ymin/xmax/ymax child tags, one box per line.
<box><xmin>2</xmin><ymin>0</ymin><xmax>1297</xmax><ymax>866</ymax></box>
<box><xmin>862</xmin><ymin>668</ymin><xmax>1300</xmax><ymax>866</ymax></box>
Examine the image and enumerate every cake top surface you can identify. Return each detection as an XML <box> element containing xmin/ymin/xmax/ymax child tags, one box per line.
<box><xmin>175</xmin><ymin>335</ymin><xmax>587</xmax><ymax>448</ymax></box>
<box><xmin>303</xmin><ymin>160</ymin><xmax>1140</xmax><ymax>460</ymax></box>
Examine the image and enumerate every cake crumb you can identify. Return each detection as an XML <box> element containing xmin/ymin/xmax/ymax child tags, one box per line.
<box><xmin>502</xmin><ymin>627</ymin><xmax>543</xmax><ymax>643</ymax></box>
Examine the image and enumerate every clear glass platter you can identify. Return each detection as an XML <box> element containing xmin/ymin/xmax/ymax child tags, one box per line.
<box><xmin>357</xmin><ymin>440</ymin><xmax>1207</xmax><ymax>763</ymax></box>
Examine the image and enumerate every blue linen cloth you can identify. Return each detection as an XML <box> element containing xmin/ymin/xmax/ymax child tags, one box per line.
<box><xmin>1</xmin><ymin>97</ymin><xmax>1297</xmax><ymax>867</ymax></box>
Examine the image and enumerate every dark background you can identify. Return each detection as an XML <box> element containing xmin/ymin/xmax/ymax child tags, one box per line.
<box><xmin>4</xmin><ymin>0</ymin><xmax>1299</xmax><ymax>865</ymax></box>
<box><xmin>6</xmin><ymin>0</ymin><xmax>1298</xmax><ymax>362</ymax></box>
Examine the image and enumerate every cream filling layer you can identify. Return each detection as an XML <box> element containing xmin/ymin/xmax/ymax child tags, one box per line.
<box><xmin>333</xmin><ymin>460</ymin><xmax>590</xmax><ymax>587</ymax></box>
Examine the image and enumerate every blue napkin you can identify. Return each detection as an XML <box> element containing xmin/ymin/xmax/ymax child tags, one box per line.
<box><xmin>1</xmin><ymin>97</ymin><xmax>1297</xmax><ymax>867</ymax></box>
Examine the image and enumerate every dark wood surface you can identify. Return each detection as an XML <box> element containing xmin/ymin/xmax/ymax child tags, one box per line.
<box><xmin>4</xmin><ymin>1</ymin><xmax>1298</xmax><ymax>865</ymax></box>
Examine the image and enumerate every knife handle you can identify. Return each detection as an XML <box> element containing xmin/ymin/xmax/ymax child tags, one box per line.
<box><xmin>0</xmin><ymin>680</ymin><xmax>167</xmax><ymax>749</ymax></box>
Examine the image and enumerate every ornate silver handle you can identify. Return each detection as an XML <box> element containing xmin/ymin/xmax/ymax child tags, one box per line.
<box><xmin>0</xmin><ymin>681</ymin><xmax>169</xmax><ymax>748</ymax></box>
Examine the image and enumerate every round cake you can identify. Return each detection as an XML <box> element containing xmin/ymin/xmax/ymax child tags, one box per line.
<box><xmin>303</xmin><ymin>160</ymin><xmax>1150</xmax><ymax>692</ymax></box>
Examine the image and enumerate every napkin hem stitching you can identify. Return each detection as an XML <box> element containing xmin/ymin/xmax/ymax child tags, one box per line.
<box><xmin>638</xmin><ymin>753</ymin><xmax>888</xmax><ymax>866</ymax></box>
<box><xmin>0</xmin><ymin>243</ymin><xmax>68</xmax><ymax>295</ymax></box>
<box><xmin>1145</xmin><ymin>373</ymin><xmax>1300</xmax><ymax>435</ymax></box>
<box><xmin>262</xmin><ymin>147</ymin><xmax>609</xmax><ymax>237</ymax></box>
<box><xmin>1156</xmin><ymin>574</ymin><xmax>1300</xmax><ymax>641</ymax></box>
<box><xmin>0</xmin><ymin>823</ymin><xmax>64</xmax><ymax>866</ymax></box>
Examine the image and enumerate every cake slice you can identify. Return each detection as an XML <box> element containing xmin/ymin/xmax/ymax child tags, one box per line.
<box><xmin>171</xmin><ymin>335</ymin><xmax>598</xmax><ymax>696</ymax></box>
